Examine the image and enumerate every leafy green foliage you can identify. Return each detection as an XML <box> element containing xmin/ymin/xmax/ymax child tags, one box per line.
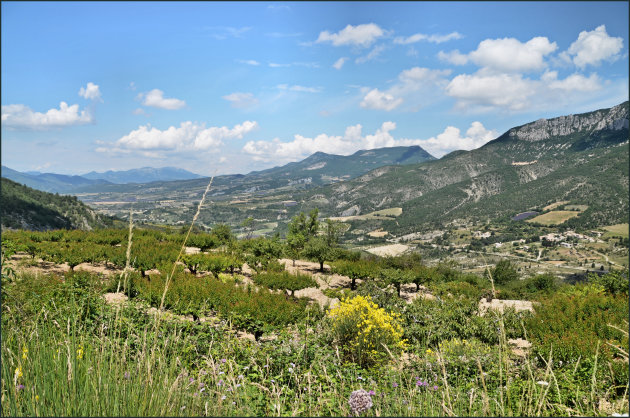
<box><xmin>253</xmin><ymin>271</ymin><xmax>318</xmax><ymax>296</ymax></box>
<box><xmin>331</xmin><ymin>259</ymin><xmax>378</xmax><ymax>290</ymax></box>
<box><xmin>526</xmin><ymin>284</ymin><xmax>629</xmax><ymax>384</ymax></box>
<box><xmin>485</xmin><ymin>259</ymin><xmax>519</xmax><ymax>285</ymax></box>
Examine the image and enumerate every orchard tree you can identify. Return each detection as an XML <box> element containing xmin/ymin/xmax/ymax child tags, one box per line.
<box><xmin>285</xmin><ymin>209</ymin><xmax>320</xmax><ymax>266</ymax></box>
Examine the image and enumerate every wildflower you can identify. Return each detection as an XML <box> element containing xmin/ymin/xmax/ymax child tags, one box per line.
<box><xmin>243</xmin><ymin>366</ymin><xmax>250</xmax><ymax>370</ymax></box>
<box><xmin>189</xmin><ymin>377</ymin><xmax>194</xmax><ymax>383</ymax></box>
<box><xmin>199</xmin><ymin>382</ymin><xmax>205</xmax><ymax>389</ymax></box>
<box><xmin>426</xmin><ymin>348</ymin><xmax>432</xmax><ymax>354</ymax></box>
<box><xmin>348</xmin><ymin>389</ymin><xmax>373</xmax><ymax>416</ymax></box>
<box><xmin>392</xmin><ymin>382</ymin><xmax>398</xmax><ymax>388</ymax></box>
<box><xmin>217</xmin><ymin>380</ymin><xmax>224</xmax><ymax>386</ymax></box>
<box><xmin>77</xmin><ymin>345</ymin><xmax>84</xmax><ymax>360</ymax></box>
<box><xmin>22</xmin><ymin>347</ymin><xmax>28</xmax><ymax>360</ymax></box>
<box><xmin>536</xmin><ymin>381</ymin><xmax>549</xmax><ymax>386</ymax></box>
<box><xmin>180</xmin><ymin>406</ymin><xmax>186</xmax><ymax>411</ymax></box>
<box><xmin>35</xmin><ymin>395</ymin><xmax>39</xmax><ymax>401</ymax></box>
<box><xmin>221</xmin><ymin>395</ymin><xmax>227</xmax><ymax>400</ymax></box>
<box><xmin>221</xmin><ymin>358</ymin><xmax>226</xmax><ymax>364</ymax></box>
<box><xmin>357</xmin><ymin>375</ymin><xmax>364</xmax><ymax>381</ymax></box>
<box><xmin>14</xmin><ymin>367</ymin><xmax>23</xmax><ymax>379</ymax></box>
<box><xmin>219</xmin><ymin>371</ymin><xmax>224</xmax><ymax>375</ymax></box>
<box><xmin>288</xmin><ymin>367</ymin><xmax>293</xmax><ymax>373</ymax></box>
<box><xmin>264</xmin><ymin>364</ymin><xmax>269</xmax><ymax>368</ymax></box>
<box><xmin>238</xmin><ymin>375</ymin><xmax>244</xmax><ymax>379</ymax></box>
<box><xmin>368</xmin><ymin>390</ymin><xmax>376</xmax><ymax>396</ymax></box>
<box><xmin>271</xmin><ymin>379</ymin><xmax>275</xmax><ymax>383</ymax></box>
<box><xmin>124</xmin><ymin>372</ymin><xmax>130</xmax><ymax>380</ymax></box>
<box><xmin>432</xmin><ymin>385</ymin><xmax>438</xmax><ymax>391</ymax></box>
<box><xmin>17</xmin><ymin>384</ymin><xmax>25</xmax><ymax>390</ymax></box>
<box><xmin>193</xmin><ymin>392</ymin><xmax>199</xmax><ymax>397</ymax></box>
<box><xmin>236</xmin><ymin>383</ymin><xmax>241</xmax><ymax>388</ymax></box>
<box><xmin>232</xmin><ymin>401</ymin><xmax>236</xmax><ymax>405</ymax></box>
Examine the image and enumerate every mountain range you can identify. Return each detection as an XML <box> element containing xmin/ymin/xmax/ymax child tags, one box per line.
<box><xmin>1</xmin><ymin>101</ymin><xmax>627</xmax><ymax>235</ymax></box>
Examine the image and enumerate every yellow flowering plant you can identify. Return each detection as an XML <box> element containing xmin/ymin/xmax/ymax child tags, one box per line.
<box><xmin>327</xmin><ymin>295</ymin><xmax>407</xmax><ymax>367</ymax></box>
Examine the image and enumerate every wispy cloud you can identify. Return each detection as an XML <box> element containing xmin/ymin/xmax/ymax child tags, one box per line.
<box><xmin>315</xmin><ymin>23</ymin><xmax>387</xmax><ymax>48</ymax></box>
<box><xmin>277</xmin><ymin>84</ymin><xmax>322</xmax><ymax>93</ymax></box>
<box><xmin>356</xmin><ymin>44</ymin><xmax>386</xmax><ymax>64</ymax></box>
<box><xmin>237</xmin><ymin>59</ymin><xmax>261</xmax><ymax>66</ymax></box>
<box><xmin>265</xmin><ymin>32</ymin><xmax>302</xmax><ymax>38</ymax></box>
<box><xmin>333</xmin><ymin>57</ymin><xmax>348</xmax><ymax>70</ymax></box>
<box><xmin>203</xmin><ymin>26</ymin><xmax>252</xmax><ymax>40</ymax></box>
<box><xmin>394</xmin><ymin>31</ymin><xmax>463</xmax><ymax>45</ymax></box>
<box><xmin>268</xmin><ymin>61</ymin><xmax>319</xmax><ymax>68</ymax></box>
<box><xmin>222</xmin><ymin>92</ymin><xmax>259</xmax><ymax>108</ymax></box>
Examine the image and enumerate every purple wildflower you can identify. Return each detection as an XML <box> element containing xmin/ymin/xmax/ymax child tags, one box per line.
<box><xmin>392</xmin><ymin>382</ymin><xmax>399</xmax><ymax>388</ymax></box>
<box><xmin>368</xmin><ymin>390</ymin><xmax>376</xmax><ymax>396</ymax></box>
<box><xmin>17</xmin><ymin>384</ymin><xmax>25</xmax><ymax>390</ymax></box>
<box><xmin>238</xmin><ymin>375</ymin><xmax>244</xmax><ymax>379</ymax></box>
<box><xmin>433</xmin><ymin>385</ymin><xmax>438</xmax><ymax>391</ymax></box>
<box><xmin>189</xmin><ymin>377</ymin><xmax>194</xmax><ymax>383</ymax></box>
<box><xmin>221</xmin><ymin>359</ymin><xmax>226</xmax><ymax>364</ymax></box>
<box><xmin>217</xmin><ymin>380</ymin><xmax>224</xmax><ymax>386</ymax></box>
<box><xmin>124</xmin><ymin>372</ymin><xmax>130</xmax><ymax>380</ymax></box>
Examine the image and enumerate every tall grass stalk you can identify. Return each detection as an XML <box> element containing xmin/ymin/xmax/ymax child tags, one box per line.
<box><xmin>117</xmin><ymin>208</ymin><xmax>134</xmax><ymax>294</ymax></box>
<box><xmin>158</xmin><ymin>175</ymin><xmax>215</xmax><ymax>315</ymax></box>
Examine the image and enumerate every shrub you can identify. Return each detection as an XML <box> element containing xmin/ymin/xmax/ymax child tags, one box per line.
<box><xmin>485</xmin><ymin>259</ymin><xmax>519</xmax><ymax>285</ymax></box>
<box><xmin>253</xmin><ymin>271</ymin><xmax>318</xmax><ymax>297</ymax></box>
<box><xmin>588</xmin><ymin>269</ymin><xmax>629</xmax><ymax>296</ymax></box>
<box><xmin>426</xmin><ymin>338</ymin><xmax>499</xmax><ymax>383</ymax></box>
<box><xmin>327</xmin><ymin>295</ymin><xmax>407</xmax><ymax>367</ymax></box>
<box><xmin>526</xmin><ymin>284</ymin><xmax>629</xmax><ymax>387</ymax></box>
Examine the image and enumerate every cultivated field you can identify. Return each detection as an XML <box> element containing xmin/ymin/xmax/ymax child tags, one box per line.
<box><xmin>527</xmin><ymin>210</ymin><xmax>579</xmax><ymax>225</ymax></box>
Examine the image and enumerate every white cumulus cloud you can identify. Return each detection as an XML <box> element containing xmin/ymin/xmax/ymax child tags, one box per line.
<box><xmin>469</xmin><ymin>37</ymin><xmax>557</xmax><ymax>72</ymax></box>
<box><xmin>437</xmin><ymin>49</ymin><xmax>469</xmax><ymax>65</ymax></box>
<box><xmin>563</xmin><ymin>25</ymin><xmax>624</xmax><ymax>68</ymax></box>
<box><xmin>315</xmin><ymin>23</ymin><xmax>386</xmax><ymax>48</ymax></box>
<box><xmin>138</xmin><ymin>89</ymin><xmax>186</xmax><ymax>110</ymax></box>
<box><xmin>2</xmin><ymin>102</ymin><xmax>93</xmax><ymax>129</ymax></box>
<box><xmin>408</xmin><ymin>122</ymin><xmax>498</xmax><ymax>157</ymax></box>
<box><xmin>237</xmin><ymin>59</ymin><xmax>261</xmax><ymax>66</ymax></box>
<box><xmin>78</xmin><ymin>82</ymin><xmax>102</xmax><ymax>101</ymax></box>
<box><xmin>439</xmin><ymin>36</ymin><xmax>557</xmax><ymax>73</ymax></box>
<box><xmin>242</xmin><ymin>121</ymin><xmax>498</xmax><ymax>163</ymax></box>
<box><xmin>101</xmin><ymin>121</ymin><xmax>258</xmax><ymax>154</ymax></box>
<box><xmin>360</xmin><ymin>67</ymin><xmax>451</xmax><ymax>111</ymax></box>
<box><xmin>360</xmin><ymin>89</ymin><xmax>404</xmax><ymax>111</ymax></box>
<box><xmin>445</xmin><ymin>69</ymin><xmax>606</xmax><ymax>113</ymax></box>
<box><xmin>222</xmin><ymin>92</ymin><xmax>259</xmax><ymax>108</ymax></box>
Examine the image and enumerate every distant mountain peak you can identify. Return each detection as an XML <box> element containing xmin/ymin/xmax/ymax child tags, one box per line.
<box><xmin>507</xmin><ymin>101</ymin><xmax>629</xmax><ymax>142</ymax></box>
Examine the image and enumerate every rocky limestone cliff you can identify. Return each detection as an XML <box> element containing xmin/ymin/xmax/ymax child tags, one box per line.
<box><xmin>508</xmin><ymin>102</ymin><xmax>629</xmax><ymax>142</ymax></box>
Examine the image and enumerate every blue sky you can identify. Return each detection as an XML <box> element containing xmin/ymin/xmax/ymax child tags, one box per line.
<box><xmin>2</xmin><ymin>1</ymin><xmax>628</xmax><ymax>176</ymax></box>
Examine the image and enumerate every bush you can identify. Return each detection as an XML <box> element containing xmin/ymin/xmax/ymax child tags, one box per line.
<box><xmin>426</xmin><ymin>338</ymin><xmax>499</xmax><ymax>383</ymax></box>
<box><xmin>526</xmin><ymin>284</ymin><xmax>629</xmax><ymax>387</ymax></box>
<box><xmin>327</xmin><ymin>295</ymin><xmax>407</xmax><ymax>367</ymax></box>
<box><xmin>589</xmin><ymin>269</ymin><xmax>629</xmax><ymax>295</ymax></box>
<box><xmin>485</xmin><ymin>260</ymin><xmax>519</xmax><ymax>285</ymax></box>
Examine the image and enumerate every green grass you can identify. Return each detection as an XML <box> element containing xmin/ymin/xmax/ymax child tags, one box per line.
<box><xmin>527</xmin><ymin>211</ymin><xmax>579</xmax><ymax>225</ymax></box>
<box><xmin>603</xmin><ymin>223</ymin><xmax>629</xmax><ymax>238</ymax></box>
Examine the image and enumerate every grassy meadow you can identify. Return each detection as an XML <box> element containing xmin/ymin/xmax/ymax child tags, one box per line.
<box><xmin>1</xmin><ymin>213</ymin><xmax>628</xmax><ymax>416</ymax></box>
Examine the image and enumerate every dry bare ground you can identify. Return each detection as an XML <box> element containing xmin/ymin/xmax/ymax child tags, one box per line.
<box><xmin>478</xmin><ymin>299</ymin><xmax>537</xmax><ymax>315</ymax></box>
<box><xmin>365</xmin><ymin>244</ymin><xmax>409</xmax><ymax>257</ymax></box>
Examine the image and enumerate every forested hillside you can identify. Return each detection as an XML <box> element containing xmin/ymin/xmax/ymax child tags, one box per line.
<box><xmin>1</xmin><ymin>178</ymin><xmax>117</xmax><ymax>231</ymax></box>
